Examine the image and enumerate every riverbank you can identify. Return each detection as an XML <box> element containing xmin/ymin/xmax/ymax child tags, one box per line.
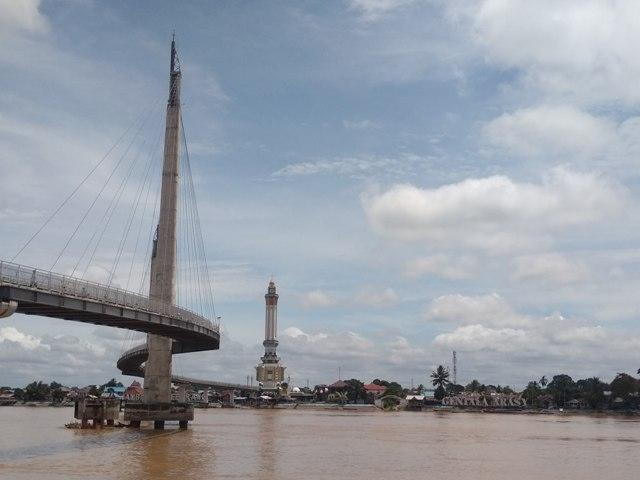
<box><xmin>3</xmin><ymin>402</ymin><xmax>640</xmax><ymax>420</ymax></box>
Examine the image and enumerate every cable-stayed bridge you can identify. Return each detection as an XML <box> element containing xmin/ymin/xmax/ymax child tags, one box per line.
<box><xmin>0</xmin><ymin>261</ymin><xmax>257</xmax><ymax>393</ymax></box>
<box><xmin>0</xmin><ymin>37</ymin><xmax>255</xmax><ymax>428</ymax></box>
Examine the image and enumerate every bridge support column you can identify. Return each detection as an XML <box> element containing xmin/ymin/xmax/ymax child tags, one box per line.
<box><xmin>143</xmin><ymin>334</ymin><xmax>173</xmax><ymax>403</ymax></box>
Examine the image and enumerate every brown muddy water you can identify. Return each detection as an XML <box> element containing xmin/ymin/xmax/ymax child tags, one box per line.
<box><xmin>0</xmin><ymin>406</ymin><xmax>639</xmax><ymax>479</ymax></box>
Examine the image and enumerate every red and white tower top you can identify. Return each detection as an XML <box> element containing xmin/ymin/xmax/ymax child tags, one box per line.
<box><xmin>262</xmin><ymin>280</ymin><xmax>280</xmax><ymax>364</ymax></box>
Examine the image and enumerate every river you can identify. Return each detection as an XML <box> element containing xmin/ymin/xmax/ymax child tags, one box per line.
<box><xmin>0</xmin><ymin>406</ymin><xmax>639</xmax><ymax>479</ymax></box>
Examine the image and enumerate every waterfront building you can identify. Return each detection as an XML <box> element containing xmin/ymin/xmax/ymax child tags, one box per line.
<box><xmin>255</xmin><ymin>280</ymin><xmax>286</xmax><ymax>394</ymax></box>
<box><xmin>328</xmin><ymin>380</ymin><xmax>349</xmax><ymax>392</ymax></box>
<box><xmin>123</xmin><ymin>381</ymin><xmax>144</xmax><ymax>401</ymax></box>
<box><xmin>0</xmin><ymin>391</ymin><xmax>17</xmax><ymax>406</ymax></box>
<box><xmin>101</xmin><ymin>386</ymin><xmax>125</xmax><ymax>399</ymax></box>
<box><xmin>363</xmin><ymin>382</ymin><xmax>387</xmax><ymax>400</ymax></box>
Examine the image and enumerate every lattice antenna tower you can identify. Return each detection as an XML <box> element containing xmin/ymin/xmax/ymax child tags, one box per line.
<box><xmin>453</xmin><ymin>351</ymin><xmax>457</xmax><ymax>385</ymax></box>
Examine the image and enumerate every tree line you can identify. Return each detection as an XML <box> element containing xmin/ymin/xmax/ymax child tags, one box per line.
<box><xmin>430</xmin><ymin>365</ymin><xmax>640</xmax><ymax>409</ymax></box>
<box><xmin>1</xmin><ymin>378</ymin><xmax>123</xmax><ymax>403</ymax></box>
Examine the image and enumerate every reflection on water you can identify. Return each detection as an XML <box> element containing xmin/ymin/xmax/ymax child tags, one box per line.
<box><xmin>1</xmin><ymin>406</ymin><xmax>640</xmax><ymax>479</ymax></box>
<box><xmin>257</xmin><ymin>409</ymin><xmax>277</xmax><ymax>478</ymax></box>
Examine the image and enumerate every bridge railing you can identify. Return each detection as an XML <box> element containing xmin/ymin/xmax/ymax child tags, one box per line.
<box><xmin>0</xmin><ymin>261</ymin><xmax>216</xmax><ymax>331</ymax></box>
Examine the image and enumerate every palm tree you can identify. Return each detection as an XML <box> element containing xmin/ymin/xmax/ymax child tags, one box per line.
<box><xmin>431</xmin><ymin>365</ymin><xmax>450</xmax><ymax>389</ymax></box>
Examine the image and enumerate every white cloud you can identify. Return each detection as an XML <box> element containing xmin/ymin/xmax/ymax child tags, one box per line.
<box><xmin>354</xmin><ymin>286</ymin><xmax>399</xmax><ymax>308</ymax></box>
<box><xmin>299</xmin><ymin>290</ymin><xmax>337</xmax><ymax>308</ymax></box>
<box><xmin>403</xmin><ymin>254</ymin><xmax>477</xmax><ymax>280</ymax></box>
<box><xmin>430</xmin><ymin>296</ymin><xmax>640</xmax><ymax>385</ymax></box>
<box><xmin>362</xmin><ymin>168</ymin><xmax>625</xmax><ymax>252</ymax></box>
<box><xmin>0</xmin><ymin>0</ymin><xmax>48</xmax><ymax>35</ymax></box>
<box><xmin>0</xmin><ymin>324</ymin><xmax>113</xmax><ymax>386</ymax></box>
<box><xmin>279</xmin><ymin>326</ymin><xmax>430</xmax><ymax>382</ymax></box>
<box><xmin>282</xmin><ymin>327</ymin><xmax>373</xmax><ymax>359</ymax></box>
<box><xmin>512</xmin><ymin>253</ymin><xmax>589</xmax><ymax>284</ymax></box>
<box><xmin>273</xmin><ymin>155</ymin><xmax>401</xmax><ymax>177</ymax></box>
<box><xmin>342</xmin><ymin>119</ymin><xmax>380</xmax><ymax>130</ymax></box>
<box><xmin>347</xmin><ymin>0</ymin><xmax>419</xmax><ymax>21</ymax></box>
<box><xmin>0</xmin><ymin>326</ymin><xmax>42</xmax><ymax>350</ymax></box>
<box><xmin>434</xmin><ymin>323</ymin><xmax>529</xmax><ymax>353</ymax></box>
<box><xmin>298</xmin><ymin>287</ymin><xmax>399</xmax><ymax>309</ymax></box>
<box><xmin>282</xmin><ymin>326</ymin><xmax>328</xmax><ymax>343</ymax></box>
<box><xmin>426</xmin><ymin>293</ymin><xmax>531</xmax><ymax>328</ymax></box>
<box><xmin>483</xmin><ymin>106</ymin><xmax>640</xmax><ymax>174</ymax></box>
<box><xmin>455</xmin><ymin>0</ymin><xmax>640</xmax><ymax>105</ymax></box>
<box><xmin>483</xmin><ymin>105</ymin><xmax>616</xmax><ymax>157</ymax></box>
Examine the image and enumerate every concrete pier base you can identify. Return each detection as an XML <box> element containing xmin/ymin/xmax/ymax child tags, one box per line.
<box><xmin>124</xmin><ymin>402</ymin><xmax>194</xmax><ymax>428</ymax></box>
<box><xmin>74</xmin><ymin>398</ymin><xmax>119</xmax><ymax>429</ymax></box>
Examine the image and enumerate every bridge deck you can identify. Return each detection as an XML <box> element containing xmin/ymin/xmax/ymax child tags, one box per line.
<box><xmin>0</xmin><ymin>261</ymin><xmax>219</xmax><ymax>353</ymax></box>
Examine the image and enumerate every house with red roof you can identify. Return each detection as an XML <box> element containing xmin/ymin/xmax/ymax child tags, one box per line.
<box><xmin>363</xmin><ymin>382</ymin><xmax>387</xmax><ymax>402</ymax></box>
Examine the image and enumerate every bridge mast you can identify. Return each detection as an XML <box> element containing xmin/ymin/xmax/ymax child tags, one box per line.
<box><xmin>143</xmin><ymin>36</ymin><xmax>181</xmax><ymax>414</ymax></box>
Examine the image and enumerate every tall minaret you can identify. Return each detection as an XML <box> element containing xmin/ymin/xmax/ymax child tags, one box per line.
<box><xmin>143</xmin><ymin>37</ymin><xmax>181</xmax><ymax>408</ymax></box>
<box><xmin>256</xmin><ymin>280</ymin><xmax>286</xmax><ymax>392</ymax></box>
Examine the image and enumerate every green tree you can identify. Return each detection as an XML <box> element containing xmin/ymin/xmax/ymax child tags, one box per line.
<box><xmin>372</xmin><ymin>379</ymin><xmax>402</xmax><ymax>396</ymax></box>
<box><xmin>547</xmin><ymin>374</ymin><xmax>576</xmax><ymax>407</ymax></box>
<box><xmin>372</xmin><ymin>379</ymin><xmax>390</xmax><ymax>387</ymax></box>
<box><xmin>344</xmin><ymin>379</ymin><xmax>365</xmax><ymax>403</ymax></box>
<box><xmin>13</xmin><ymin>388</ymin><xmax>24</xmax><ymax>401</ymax></box>
<box><xmin>446</xmin><ymin>383</ymin><xmax>464</xmax><ymax>395</ymax></box>
<box><xmin>521</xmin><ymin>381</ymin><xmax>542</xmax><ymax>407</ymax></box>
<box><xmin>577</xmin><ymin>377</ymin><xmax>606</xmax><ymax>409</ymax></box>
<box><xmin>465</xmin><ymin>379</ymin><xmax>482</xmax><ymax>392</ymax></box>
<box><xmin>434</xmin><ymin>385</ymin><xmax>446</xmax><ymax>400</ymax></box>
<box><xmin>431</xmin><ymin>365</ymin><xmax>450</xmax><ymax>390</ymax></box>
<box><xmin>24</xmin><ymin>381</ymin><xmax>50</xmax><ymax>401</ymax></box>
<box><xmin>49</xmin><ymin>381</ymin><xmax>65</xmax><ymax>404</ymax></box>
<box><xmin>610</xmin><ymin>373</ymin><xmax>639</xmax><ymax>402</ymax></box>
<box><xmin>384</xmin><ymin>382</ymin><xmax>403</xmax><ymax>397</ymax></box>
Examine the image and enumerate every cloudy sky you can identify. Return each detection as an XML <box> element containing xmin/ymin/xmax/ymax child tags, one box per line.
<box><xmin>2</xmin><ymin>0</ymin><xmax>640</xmax><ymax>389</ymax></box>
